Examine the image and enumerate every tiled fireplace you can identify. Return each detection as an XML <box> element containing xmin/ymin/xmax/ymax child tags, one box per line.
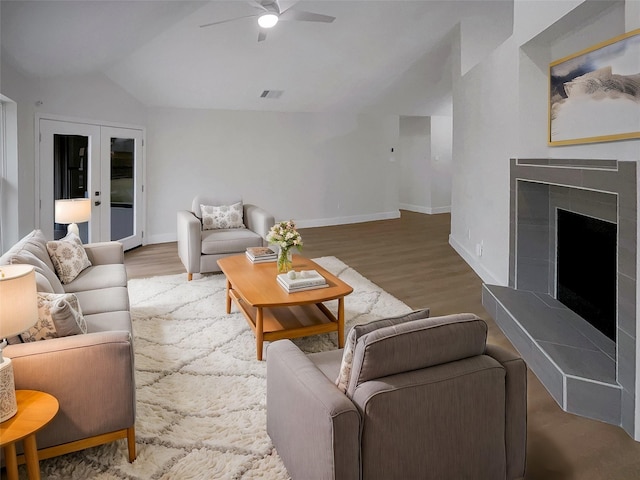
<box><xmin>483</xmin><ymin>158</ymin><xmax>637</xmax><ymax>437</ymax></box>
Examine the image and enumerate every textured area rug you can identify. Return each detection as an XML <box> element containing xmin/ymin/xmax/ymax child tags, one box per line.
<box><xmin>31</xmin><ymin>257</ymin><xmax>411</xmax><ymax>480</ymax></box>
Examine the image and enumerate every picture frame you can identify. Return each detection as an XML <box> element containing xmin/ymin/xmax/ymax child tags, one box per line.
<box><xmin>548</xmin><ymin>28</ymin><xmax>640</xmax><ymax>146</ymax></box>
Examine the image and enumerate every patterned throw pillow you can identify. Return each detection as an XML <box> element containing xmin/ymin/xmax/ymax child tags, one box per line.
<box><xmin>335</xmin><ymin>308</ymin><xmax>431</xmax><ymax>393</ymax></box>
<box><xmin>200</xmin><ymin>202</ymin><xmax>245</xmax><ymax>230</ymax></box>
<box><xmin>46</xmin><ymin>233</ymin><xmax>92</xmax><ymax>284</ymax></box>
<box><xmin>20</xmin><ymin>292</ymin><xmax>86</xmax><ymax>342</ymax></box>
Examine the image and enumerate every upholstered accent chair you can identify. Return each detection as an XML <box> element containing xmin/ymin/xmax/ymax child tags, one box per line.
<box><xmin>267</xmin><ymin>313</ymin><xmax>527</xmax><ymax>480</ymax></box>
<box><xmin>177</xmin><ymin>196</ymin><xmax>274</xmax><ymax>280</ymax></box>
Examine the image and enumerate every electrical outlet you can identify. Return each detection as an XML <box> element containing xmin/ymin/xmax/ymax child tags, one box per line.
<box><xmin>475</xmin><ymin>243</ymin><xmax>483</xmax><ymax>257</ymax></box>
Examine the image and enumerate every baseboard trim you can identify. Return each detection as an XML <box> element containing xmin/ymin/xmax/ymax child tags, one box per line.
<box><xmin>448</xmin><ymin>234</ymin><xmax>501</xmax><ymax>285</ymax></box>
<box><xmin>399</xmin><ymin>203</ymin><xmax>451</xmax><ymax>215</ymax></box>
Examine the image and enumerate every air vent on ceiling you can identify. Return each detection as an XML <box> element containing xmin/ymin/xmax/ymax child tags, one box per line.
<box><xmin>260</xmin><ymin>90</ymin><xmax>284</xmax><ymax>99</ymax></box>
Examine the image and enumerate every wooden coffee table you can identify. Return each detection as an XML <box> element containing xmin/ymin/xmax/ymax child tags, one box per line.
<box><xmin>217</xmin><ymin>254</ymin><xmax>353</xmax><ymax>360</ymax></box>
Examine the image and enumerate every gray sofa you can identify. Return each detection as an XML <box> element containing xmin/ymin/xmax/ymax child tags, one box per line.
<box><xmin>177</xmin><ymin>195</ymin><xmax>274</xmax><ymax>280</ymax></box>
<box><xmin>0</xmin><ymin>229</ymin><xmax>136</xmax><ymax>462</ymax></box>
<box><xmin>267</xmin><ymin>313</ymin><xmax>527</xmax><ymax>480</ymax></box>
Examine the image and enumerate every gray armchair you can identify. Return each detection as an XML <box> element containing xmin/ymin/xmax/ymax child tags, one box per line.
<box><xmin>267</xmin><ymin>313</ymin><xmax>527</xmax><ymax>480</ymax></box>
<box><xmin>177</xmin><ymin>196</ymin><xmax>274</xmax><ymax>280</ymax></box>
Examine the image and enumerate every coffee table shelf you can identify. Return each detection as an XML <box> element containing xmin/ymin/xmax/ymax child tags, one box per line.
<box><xmin>218</xmin><ymin>255</ymin><xmax>353</xmax><ymax>360</ymax></box>
<box><xmin>231</xmin><ymin>292</ymin><xmax>341</xmax><ymax>340</ymax></box>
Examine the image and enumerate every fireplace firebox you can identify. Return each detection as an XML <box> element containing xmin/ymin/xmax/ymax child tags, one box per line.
<box><xmin>556</xmin><ymin>209</ymin><xmax>617</xmax><ymax>341</ymax></box>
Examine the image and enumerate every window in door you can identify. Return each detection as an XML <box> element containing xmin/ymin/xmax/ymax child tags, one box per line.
<box><xmin>53</xmin><ymin>134</ymin><xmax>89</xmax><ymax>242</ymax></box>
<box><xmin>110</xmin><ymin>138</ymin><xmax>135</xmax><ymax>241</ymax></box>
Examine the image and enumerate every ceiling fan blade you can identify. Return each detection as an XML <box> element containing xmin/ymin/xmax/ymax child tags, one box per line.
<box><xmin>258</xmin><ymin>29</ymin><xmax>268</xmax><ymax>42</ymax></box>
<box><xmin>281</xmin><ymin>10</ymin><xmax>335</xmax><ymax>23</ymax></box>
<box><xmin>200</xmin><ymin>13</ymin><xmax>258</xmax><ymax>28</ymax></box>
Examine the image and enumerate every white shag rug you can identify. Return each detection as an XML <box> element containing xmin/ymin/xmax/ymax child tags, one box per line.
<box><xmin>31</xmin><ymin>256</ymin><xmax>412</xmax><ymax>480</ymax></box>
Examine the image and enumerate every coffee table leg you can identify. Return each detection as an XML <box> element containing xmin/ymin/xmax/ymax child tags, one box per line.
<box><xmin>338</xmin><ymin>297</ymin><xmax>345</xmax><ymax>348</ymax></box>
<box><xmin>225</xmin><ymin>279</ymin><xmax>232</xmax><ymax>314</ymax></box>
<box><xmin>256</xmin><ymin>307</ymin><xmax>264</xmax><ymax>361</ymax></box>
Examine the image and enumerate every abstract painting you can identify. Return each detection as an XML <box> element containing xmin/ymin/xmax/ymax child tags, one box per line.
<box><xmin>549</xmin><ymin>29</ymin><xmax>640</xmax><ymax>146</ymax></box>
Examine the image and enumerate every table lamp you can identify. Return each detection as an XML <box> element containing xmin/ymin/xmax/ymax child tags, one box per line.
<box><xmin>0</xmin><ymin>264</ymin><xmax>38</xmax><ymax>422</ymax></box>
<box><xmin>55</xmin><ymin>198</ymin><xmax>91</xmax><ymax>237</ymax></box>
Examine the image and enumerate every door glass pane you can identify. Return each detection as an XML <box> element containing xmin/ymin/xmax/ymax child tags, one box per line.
<box><xmin>110</xmin><ymin>138</ymin><xmax>135</xmax><ymax>241</ymax></box>
<box><xmin>53</xmin><ymin>134</ymin><xmax>89</xmax><ymax>242</ymax></box>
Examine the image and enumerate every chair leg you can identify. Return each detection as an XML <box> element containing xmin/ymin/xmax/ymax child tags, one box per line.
<box><xmin>188</xmin><ymin>273</ymin><xmax>193</xmax><ymax>281</ymax></box>
<box><xmin>127</xmin><ymin>426</ymin><xmax>136</xmax><ymax>462</ymax></box>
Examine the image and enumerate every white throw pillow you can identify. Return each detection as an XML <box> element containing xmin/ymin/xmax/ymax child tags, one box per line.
<box><xmin>20</xmin><ymin>292</ymin><xmax>86</xmax><ymax>342</ymax></box>
<box><xmin>200</xmin><ymin>202</ymin><xmax>245</xmax><ymax>230</ymax></box>
<box><xmin>46</xmin><ymin>233</ymin><xmax>92</xmax><ymax>284</ymax></box>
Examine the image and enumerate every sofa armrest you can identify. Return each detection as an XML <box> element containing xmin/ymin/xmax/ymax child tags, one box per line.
<box><xmin>244</xmin><ymin>204</ymin><xmax>274</xmax><ymax>243</ymax></box>
<box><xmin>485</xmin><ymin>344</ymin><xmax>527</xmax><ymax>480</ymax></box>
<box><xmin>5</xmin><ymin>331</ymin><xmax>136</xmax><ymax>450</ymax></box>
<box><xmin>267</xmin><ymin>340</ymin><xmax>360</xmax><ymax>480</ymax></box>
<box><xmin>83</xmin><ymin>241</ymin><xmax>124</xmax><ymax>265</ymax></box>
<box><xmin>177</xmin><ymin>210</ymin><xmax>202</xmax><ymax>275</ymax></box>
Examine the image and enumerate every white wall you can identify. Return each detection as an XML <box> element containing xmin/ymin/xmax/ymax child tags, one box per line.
<box><xmin>398</xmin><ymin>115</ymin><xmax>452</xmax><ymax>215</ymax></box>
<box><xmin>430</xmin><ymin>115</ymin><xmax>453</xmax><ymax>211</ymax></box>
<box><xmin>398</xmin><ymin>116</ymin><xmax>431</xmax><ymax>211</ymax></box>
<box><xmin>1</xmin><ymin>61</ymin><xmax>40</xmax><ymax>240</ymax></box>
<box><xmin>450</xmin><ymin>37</ymin><xmax>519</xmax><ymax>285</ymax></box>
<box><xmin>145</xmin><ymin>107</ymin><xmax>400</xmax><ymax>243</ymax></box>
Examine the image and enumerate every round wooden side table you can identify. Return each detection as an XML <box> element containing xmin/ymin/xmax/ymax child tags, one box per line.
<box><xmin>0</xmin><ymin>390</ymin><xmax>59</xmax><ymax>480</ymax></box>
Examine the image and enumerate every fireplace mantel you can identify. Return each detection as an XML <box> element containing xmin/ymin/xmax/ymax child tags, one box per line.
<box><xmin>483</xmin><ymin>158</ymin><xmax>637</xmax><ymax>438</ymax></box>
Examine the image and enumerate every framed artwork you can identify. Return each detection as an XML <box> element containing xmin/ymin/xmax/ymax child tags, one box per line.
<box><xmin>549</xmin><ymin>28</ymin><xmax>640</xmax><ymax>146</ymax></box>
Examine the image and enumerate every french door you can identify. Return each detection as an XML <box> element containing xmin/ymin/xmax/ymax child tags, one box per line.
<box><xmin>38</xmin><ymin>118</ymin><xmax>144</xmax><ymax>250</ymax></box>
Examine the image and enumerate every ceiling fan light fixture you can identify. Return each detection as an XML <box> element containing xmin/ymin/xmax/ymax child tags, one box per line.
<box><xmin>258</xmin><ymin>13</ymin><xmax>279</xmax><ymax>29</ymax></box>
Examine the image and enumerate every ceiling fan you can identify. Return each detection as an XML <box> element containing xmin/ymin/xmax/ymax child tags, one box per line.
<box><xmin>200</xmin><ymin>0</ymin><xmax>335</xmax><ymax>42</ymax></box>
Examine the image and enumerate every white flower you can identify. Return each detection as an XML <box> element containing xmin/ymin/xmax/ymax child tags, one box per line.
<box><xmin>267</xmin><ymin>220</ymin><xmax>303</xmax><ymax>251</ymax></box>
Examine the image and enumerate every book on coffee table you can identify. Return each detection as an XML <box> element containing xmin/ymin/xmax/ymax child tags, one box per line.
<box><xmin>246</xmin><ymin>246</ymin><xmax>277</xmax><ymax>263</ymax></box>
<box><xmin>277</xmin><ymin>270</ymin><xmax>328</xmax><ymax>293</ymax></box>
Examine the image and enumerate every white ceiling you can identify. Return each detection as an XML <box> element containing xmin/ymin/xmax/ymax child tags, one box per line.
<box><xmin>1</xmin><ymin>0</ymin><xmax>510</xmax><ymax>114</ymax></box>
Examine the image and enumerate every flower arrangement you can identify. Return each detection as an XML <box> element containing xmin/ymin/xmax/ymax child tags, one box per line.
<box><xmin>267</xmin><ymin>220</ymin><xmax>303</xmax><ymax>272</ymax></box>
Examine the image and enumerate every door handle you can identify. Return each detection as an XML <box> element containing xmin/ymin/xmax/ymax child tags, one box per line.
<box><xmin>94</xmin><ymin>201</ymin><xmax>101</xmax><ymax>206</ymax></box>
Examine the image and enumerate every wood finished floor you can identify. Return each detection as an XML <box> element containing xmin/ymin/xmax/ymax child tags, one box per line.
<box><xmin>124</xmin><ymin>211</ymin><xmax>640</xmax><ymax>480</ymax></box>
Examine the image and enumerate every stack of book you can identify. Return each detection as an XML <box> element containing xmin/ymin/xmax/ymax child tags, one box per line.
<box><xmin>246</xmin><ymin>247</ymin><xmax>277</xmax><ymax>263</ymax></box>
<box><xmin>277</xmin><ymin>270</ymin><xmax>328</xmax><ymax>293</ymax></box>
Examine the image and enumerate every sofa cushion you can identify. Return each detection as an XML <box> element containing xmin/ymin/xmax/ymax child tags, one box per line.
<box><xmin>33</xmin><ymin>271</ymin><xmax>55</xmax><ymax>293</ymax></box>
<box><xmin>84</xmin><ymin>311</ymin><xmax>132</xmax><ymax>334</ymax></box>
<box><xmin>201</xmin><ymin>202</ymin><xmax>245</xmax><ymax>230</ymax></box>
<box><xmin>47</xmin><ymin>233</ymin><xmax>92</xmax><ymax>284</ymax></box>
<box><xmin>20</xmin><ymin>292</ymin><xmax>86</xmax><ymax>342</ymax></box>
<box><xmin>63</xmin><ymin>264</ymin><xmax>128</xmax><ymax>293</ymax></box>
<box><xmin>16</xmin><ymin>230</ymin><xmax>57</xmax><ymax>273</ymax></box>
<box><xmin>0</xmin><ymin>230</ymin><xmax>65</xmax><ymax>293</ymax></box>
<box><xmin>335</xmin><ymin>308</ymin><xmax>430</xmax><ymax>393</ymax></box>
<box><xmin>201</xmin><ymin>228</ymin><xmax>263</xmax><ymax>255</ymax></box>
<box><xmin>73</xmin><ymin>287</ymin><xmax>130</xmax><ymax>316</ymax></box>
<box><xmin>8</xmin><ymin>251</ymin><xmax>64</xmax><ymax>294</ymax></box>
<box><xmin>345</xmin><ymin>313</ymin><xmax>487</xmax><ymax>398</ymax></box>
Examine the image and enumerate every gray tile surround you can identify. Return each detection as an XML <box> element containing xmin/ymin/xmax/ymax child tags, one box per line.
<box><xmin>486</xmin><ymin>158</ymin><xmax>637</xmax><ymax>438</ymax></box>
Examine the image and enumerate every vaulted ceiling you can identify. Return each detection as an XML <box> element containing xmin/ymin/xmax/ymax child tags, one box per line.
<box><xmin>1</xmin><ymin>0</ymin><xmax>512</xmax><ymax>114</ymax></box>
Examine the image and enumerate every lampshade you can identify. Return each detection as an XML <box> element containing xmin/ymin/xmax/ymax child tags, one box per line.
<box><xmin>0</xmin><ymin>264</ymin><xmax>38</xmax><ymax>422</ymax></box>
<box><xmin>0</xmin><ymin>264</ymin><xmax>39</xmax><ymax>339</ymax></box>
<box><xmin>258</xmin><ymin>13</ymin><xmax>278</xmax><ymax>28</ymax></box>
<box><xmin>55</xmin><ymin>198</ymin><xmax>92</xmax><ymax>224</ymax></box>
